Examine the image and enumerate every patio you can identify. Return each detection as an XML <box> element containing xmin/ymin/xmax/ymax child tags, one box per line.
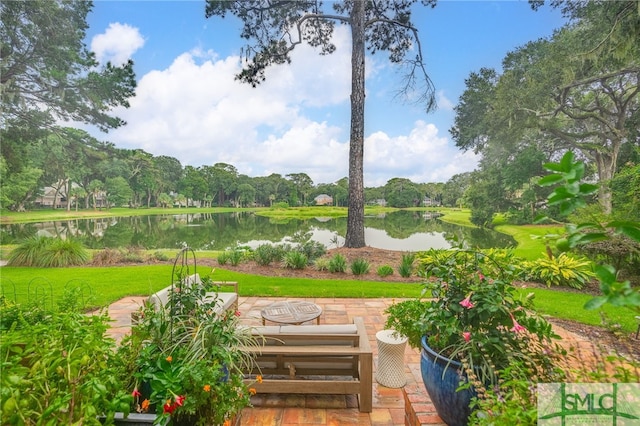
<box><xmin>106</xmin><ymin>295</ymin><xmax>605</xmax><ymax>426</ymax></box>
<box><xmin>106</xmin><ymin>296</ymin><xmax>446</xmax><ymax>426</ymax></box>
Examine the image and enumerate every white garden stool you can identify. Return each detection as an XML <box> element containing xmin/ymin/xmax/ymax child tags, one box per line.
<box><xmin>375</xmin><ymin>329</ymin><xmax>408</xmax><ymax>388</ymax></box>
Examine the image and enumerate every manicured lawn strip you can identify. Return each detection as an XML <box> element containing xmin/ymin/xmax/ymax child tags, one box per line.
<box><xmin>495</xmin><ymin>224</ymin><xmax>564</xmax><ymax>260</ymax></box>
<box><xmin>515</xmin><ymin>287</ymin><xmax>637</xmax><ymax>333</ymax></box>
<box><xmin>435</xmin><ymin>208</ymin><xmax>475</xmax><ymax>227</ymax></box>
<box><xmin>2</xmin><ymin>264</ymin><xmax>634</xmax><ymax>333</ymax></box>
<box><xmin>0</xmin><ymin>265</ymin><xmax>422</xmax><ymax>308</ymax></box>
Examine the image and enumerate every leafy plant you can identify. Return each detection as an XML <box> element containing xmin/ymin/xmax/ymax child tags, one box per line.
<box><xmin>253</xmin><ymin>244</ymin><xmax>278</xmax><ymax>266</ymax></box>
<box><xmin>386</xmin><ymin>249</ymin><xmax>562</xmax><ymax>387</ymax></box>
<box><xmin>397</xmin><ymin>253</ymin><xmax>415</xmax><ymax>278</ymax></box>
<box><xmin>7</xmin><ymin>236</ymin><xmax>88</xmax><ymax>267</ymax></box>
<box><xmin>297</xmin><ymin>240</ymin><xmax>326</xmax><ymax>261</ymax></box>
<box><xmin>282</xmin><ymin>251</ymin><xmax>308</xmax><ymax>269</ymax></box>
<box><xmin>1</xmin><ymin>293</ymin><xmax>132</xmax><ymax>425</ymax></box>
<box><xmin>217</xmin><ymin>251</ymin><xmax>230</xmax><ymax>265</ymax></box>
<box><xmin>377</xmin><ymin>265</ymin><xmax>394</xmax><ymax>277</ymax></box>
<box><xmin>520</xmin><ymin>253</ymin><xmax>595</xmax><ymax>289</ymax></box>
<box><xmin>314</xmin><ymin>257</ymin><xmax>330</xmax><ymax>271</ymax></box>
<box><xmin>328</xmin><ymin>253</ymin><xmax>347</xmax><ymax>273</ymax></box>
<box><xmin>350</xmin><ymin>258</ymin><xmax>370</xmax><ymax>275</ymax></box>
<box><xmin>227</xmin><ymin>249</ymin><xmax>245</xmax><ymax>266</ymax></box>
<box><xmin>120</xmin><ymin>274</ymin><xmax>257</xmax><ymax>425</ymax></box>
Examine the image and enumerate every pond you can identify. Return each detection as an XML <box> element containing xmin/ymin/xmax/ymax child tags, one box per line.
<box><xmin>0</xmin><ymin>211</ymin><xmax>516</xmax><ymax>251</ymax></box>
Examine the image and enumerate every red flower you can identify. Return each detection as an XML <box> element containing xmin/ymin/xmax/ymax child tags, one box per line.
<box><xmin>163</xmin><ymin>400</ymin><xmax>176</xmax><ymax>414</ymax></box>
<box><xmin>462</xmin><ymin>331</ymin><xmax>471</xmax><ymax>342</ymax></box>
<box><xmin>132</xmin><ymin>388</ymin><xmax>142</xmax><ymax>398</ymax></box>
<box><xmin>459</xmin><ymin>295</ymin><xmax>475</xmax><ymax>309</ymax></box>
<box><xmin>235</xmin><ymin>310</ymin><xmax>241</xmax><ymax>317</ymax></box>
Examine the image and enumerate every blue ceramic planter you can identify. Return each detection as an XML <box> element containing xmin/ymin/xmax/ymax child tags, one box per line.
<box><xmin>420</xmin><ymin>336</ymin><xmax>476</xmax><ymax>426</ymax></box>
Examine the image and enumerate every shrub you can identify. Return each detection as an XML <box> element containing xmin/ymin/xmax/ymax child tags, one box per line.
<box><xmin>217</xmin><ymin>251</ymin><xmax>230</xmax><ymax>265</ymax></box>
<box><xmin>328</xmin><ymin>253</ymin><xmax>347</xmax><ymax>273</ymax></box>
<box><xmin>120</xmin><ymin>246</ymin><xmax>145</xmax><ymax>263</ymax></box>
<box><xmin>350</xmin><ymin>258</ymin><xmax>370</xmax><ymax>275</ymax></box>
<box><xmin>8</xmin><ymin>236</ymin><xmax>88</xmax><ymax>267</ymax></box>
<box><xmin>521</xmin><ymin>253</ymin><xmax>595</xmax><ymax>289</ymax></box>
<box><xmin>254</xmin><ymin>244</ymin><xmax>278</xmax><ymax>266</ymax></box>
<box><xmin>314</xmin><ymin>258</ymin><xmax>330</xmax><ymax>271</ymax></box>
<box><xmin>152</xmin><ymin>251</ymin><xmax>169</xmax><ymax>261</ymax></box>
<box><xmin>282</xmin><ymin>251</ymin><xmax>308</xmax><ymax>269</ymax></box>
<box><xmin>1</xmin><ymin>294</ymin><xmax>132</xmax><ymax>424</ymax></box>
<box><xmin>377</xmin><ymin>265</ymin><xmax>394</xmax><ymax>277</ymax></box>
<box><xmin>298</xmin><ymin>240</ymin><xmax>326</xmax><ymax>261</ymax></box>
<box><xmin>397</xmin><ymin>253</ymin><xmax>415</xmax><ymax>278</ymax></box>
<box><xmin>228</xmin><ymin>249</ymin><xmax>245</xmax><ymax>266</ymax></box>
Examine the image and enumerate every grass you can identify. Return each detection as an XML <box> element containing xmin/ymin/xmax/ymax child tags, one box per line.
<box><xmin>0</xmin><ymin>264</ymin><xmax>422</xmax><ymax>308</ymax></box>
<box><xmin>2</xmin><ymin>262</ymin><xmax>638</xmax><ymax>334</ymax></box>
<box><xmin>515</xmin><ymin>287</ymin><xmax>637</xmax><ymax>333</ymax></box>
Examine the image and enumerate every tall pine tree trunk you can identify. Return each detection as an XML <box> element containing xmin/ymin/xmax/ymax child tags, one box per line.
<box><xmin>345</xmin><ymin>0</ymin><xmax>366</xmax><ymax>248</ymax></box>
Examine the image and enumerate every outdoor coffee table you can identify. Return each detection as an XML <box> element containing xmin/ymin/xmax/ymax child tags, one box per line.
<box><xmin>261</xmin><ymin>300</ymin><xmax>323</xmax><ymax>325</ymax></box>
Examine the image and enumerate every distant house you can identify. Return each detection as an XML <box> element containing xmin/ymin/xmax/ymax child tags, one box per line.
<box><xmin>423</xmin><ymin>197</ymin><xmax>441</xmax><ymax>207</ymax></box>
<box><xmin>34</xmin><ymin>186</ymin><xmax>67</xmax><ymax>209</ymax></box>
<box><xmin>314</xmin><ymin>194</ymin><xmax>333</xmax><ymax>206</ymax></box>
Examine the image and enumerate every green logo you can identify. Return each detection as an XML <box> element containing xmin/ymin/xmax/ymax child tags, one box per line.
<box><xmin>538</xmin><ymin>383</ymin><xmax>640</xmax><ymax>425</ymax></box>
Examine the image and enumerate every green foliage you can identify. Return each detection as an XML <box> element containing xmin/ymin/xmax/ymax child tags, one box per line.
<box><xmin>350</xmin><ymin>258</ymin><xmax>370</xmax><ymax>275</ymax></box>
<box><xmin>397</xmin><ymin>253</ymin><xmax>415</xmax><ymax>278</ymax></box>
<box><xmin>386</xmin><ymin>249</ymin><xmax>561</xmax><ymax>387</ymax></box>
<box><xmin>314</xmin><ymin>258</ymin><xmax>330</xmax><ymax>271</ymax></box>
<box><xmin>253</xmin><ymin>243</ymin><xmax>279</xmax><ymax>266</ymax></box>
<box><xmin>520</xmin><ymin>253</ymin><xmax>595</xmax><ymax>289</ymax></box>
<box><xmin>217</xmin><ymin>251</ymin><xmax>230</xmax><ymax>265</ymax></box>
<box><xmin>272</xmin><ymin>202</ymin><xmax>289</xmax><ymax>209</ymax></box>
<box><xmin>282</xmin><ymin>251</ymin><xmax>308</xmax><ymax>269</ymax></box>
<box><xmin>328</xmin><ymin>253</ymin><xmax>347</xmax><ymax>273</ymax></box>
<box><xmin>119</xmin><ymin>274</ymin><xmax>256</xmax><ymax>424</ymax></box>
<box><xmin>539</xmin><ymin>152</ymin><xmax>640</xmax><ymax>313</ymax></box>
<box><xmin>377</xmin><ymin>265</ymin><xmax>394</xmax><ymax>277</ymax></box>
<box><xmin>0</xmin><ymin>295</ymin><xmax>132</xmax><ymax>424</ymax></box>
<box><xmin>7</xmin><ymin>236</ymin><xmax>88</xmax><ymax>267</ymax></box>
<box><xmin>297</xmin><ymin>240</ymin><xmax>326</xmax><ymax>262</ymax></box>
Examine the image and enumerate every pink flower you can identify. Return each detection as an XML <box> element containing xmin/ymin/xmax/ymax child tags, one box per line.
<box><xmin>175</xmin><ymin>395</ymin><xmax>186</xmax><ymax>407</ymax></box>
<box><xmin>459</xmin><ymin>295</ymin><xmax>474</xmax><ymax>309</ymax></box>
<box><xmin>462</xmin><ymin>331</ymin><xmax>471</xmax><ymax>342</ymax></box>
<box><xmin>235</xmin><ymin>310</ymin><xmax>241</xmax><ymax>317</ymax></box>
<box><xmin>477</xmin><ymin>271</ymin><xmax>485</xmax><ymax>281</ymax></box>
<box><xmin>509</xmin><ymin>313</ymin><xmax>527</xmax><ymax>333</ymax></box>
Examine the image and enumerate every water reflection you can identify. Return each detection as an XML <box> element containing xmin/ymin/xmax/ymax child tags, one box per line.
<box><xmin>0</xmin><ymin>211</ymin><xmax>516</xmax><ymax>251</ymax></box>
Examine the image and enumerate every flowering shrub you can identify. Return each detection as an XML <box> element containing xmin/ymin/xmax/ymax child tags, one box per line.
<box><xmin>385</xmin><ymin>248</ymin><xmax>564</xmax><ymax>386</ymax></box>
<box><xmin>117</xmin><ymin>275</ymin><xmax>257</xmax><ymax>425</ymax></box>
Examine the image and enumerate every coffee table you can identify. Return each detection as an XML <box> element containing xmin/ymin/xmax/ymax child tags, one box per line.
<box><xmin>261</xmin><ymin>300</ymin><xmax>323</xmax><ymax>325</ymax></box>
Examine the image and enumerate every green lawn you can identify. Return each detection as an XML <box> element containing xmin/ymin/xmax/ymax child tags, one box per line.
<box><xmin>1</xmin><ymin>263</ymin><xmax>637</xmax><ymax>334</ymax></box>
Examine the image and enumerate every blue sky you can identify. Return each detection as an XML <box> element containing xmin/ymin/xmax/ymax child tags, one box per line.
<box><xmin>85</xmin><ymin>1</ymin><xmax>566</xmax><ymax>187</ymax></box>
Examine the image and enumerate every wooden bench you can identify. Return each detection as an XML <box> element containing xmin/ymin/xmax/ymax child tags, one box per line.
<box><xmin>147</xmin><ymin>273</ymin><xmax>238</xmax><ymax>314</ymax></box>
<box><xmin>242</xmin><ymin>317</ymin><xmax>373</xmax><ymax>412</ymax></box>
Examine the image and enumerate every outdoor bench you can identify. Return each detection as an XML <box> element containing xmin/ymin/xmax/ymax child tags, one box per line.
<box><xmin>146</xmin><ymin>273</ymin><xmax>238</xmax><ymax>314</ymax></box>
<box><xmin>242</xmin><ymin>316</ymin><xmax>373</xmax><ymax>412</ymax></box>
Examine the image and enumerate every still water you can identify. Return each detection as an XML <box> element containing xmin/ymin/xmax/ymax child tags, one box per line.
<box><xmin>0</xmin><ymin>211</ymin><xmax>516</xmax><ymax>251</ymax></box>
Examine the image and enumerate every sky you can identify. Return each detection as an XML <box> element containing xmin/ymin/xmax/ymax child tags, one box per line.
<box><xmin>84</xmin><ymin>1</ymin><xmax>567</xmax><ymax>187</ymax></box>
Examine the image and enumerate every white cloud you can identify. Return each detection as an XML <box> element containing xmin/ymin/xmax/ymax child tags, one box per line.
<box><xmin>91</xmin><ymin>23</ymin><xmax>145</xmax><ymax>66</ymax></box>
<box><xmin>437</xmin><ymin>90</ymin><xmax>455</xmax><ymax>111</ymax></box>
<box><xmin>106</xmin><ymin>26</ymin><xmax>475</xmax><ymax>188</ymax></box>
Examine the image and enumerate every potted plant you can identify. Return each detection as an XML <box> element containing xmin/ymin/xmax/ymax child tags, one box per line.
<box><xmin>385</xmin><ymin>249</ymin><xmax>565</xmax><ymax>426</ymax></box>
<box><xmin>115</xmin><ymin>274</ymin><xmax>258</xmax><ymax>426</ymax></box>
